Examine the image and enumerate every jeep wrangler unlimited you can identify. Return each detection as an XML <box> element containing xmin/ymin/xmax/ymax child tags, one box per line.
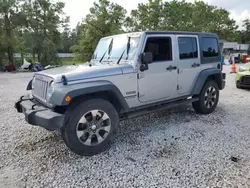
<box><xmin>15</xmin><ymin>31</ymin><xmax>226</xmax><ymax>156</ymax></box>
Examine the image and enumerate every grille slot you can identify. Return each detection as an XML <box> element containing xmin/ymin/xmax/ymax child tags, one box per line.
<box><xmin>242</xmin><ymin>76</ymin><xmax>250</xmax><ymax>85</ymax></box>
<box><xmin>32</xmin><ymin>75</ymin><xmax>52</xmax><ymax>105</ymax></box>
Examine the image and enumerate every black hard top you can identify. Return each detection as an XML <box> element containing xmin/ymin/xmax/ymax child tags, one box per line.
<box><xmin>144</xmin><ymin>31</ymin><xmax>218</xmax><ymax>37</ymax></box>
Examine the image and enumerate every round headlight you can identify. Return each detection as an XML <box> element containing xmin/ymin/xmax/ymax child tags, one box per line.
<box><xmin>47</xmin><ymin>81</ymin><xmax>54</xmax><ymax>94</ymax></box>
<box><xmin>32</xmin><ymin>77</ymin><xmax>36</xmax><ymax>89</ymax></box>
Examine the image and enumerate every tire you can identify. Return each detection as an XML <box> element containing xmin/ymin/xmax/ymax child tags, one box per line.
<box><xmin>192</xmin><ymin>80</ymin><xmax>219</xmax><ymax>114</ymax></box>
<box><xmin>236</xmin><ymin>81</ymin><xmax>242</xmax><ymax>89</ymax></box>
<box><xmin>61</xmin><ymin>98</ymin><xmax>119</xmax><ymax>156</ymax></box>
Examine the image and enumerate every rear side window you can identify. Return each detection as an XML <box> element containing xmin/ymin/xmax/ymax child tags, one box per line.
<box><xmin>202</xmin><ymin>38</ymin><xmax>219</xmax><ymax>57</ymax></box>
<box><xmin>178</xmin><ymin>37</ymin><xmax>198</xmax><ymax>59</ymax></box>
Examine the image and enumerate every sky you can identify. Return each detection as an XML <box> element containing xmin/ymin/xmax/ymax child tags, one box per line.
<box><xmin>61</xmin><ymin>0</ymin><xmax>250</xmax><ymax>30</ymax></box>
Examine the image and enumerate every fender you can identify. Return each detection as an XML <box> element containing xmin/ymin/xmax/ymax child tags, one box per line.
<box><xmin>192</xmin><ymin>68</ymin><xmax>223</xmax><ymax>95</ymax></box>
<box><xmin>49</xmin><ymin>80</ymin><xmax>130</xmax><ymax>111</ymax></box>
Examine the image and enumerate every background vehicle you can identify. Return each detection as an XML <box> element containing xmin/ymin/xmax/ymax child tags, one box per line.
<box><xmin>236</xmin><ymin>63</ymin><xmax>250</xmax><ymax>89</ymax></box>
<box><xmin>15</xmin><ymin>31</ymin><xmax>226</xmax><ymax>156</ymax></box>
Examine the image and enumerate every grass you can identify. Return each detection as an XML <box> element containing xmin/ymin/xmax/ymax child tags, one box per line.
<box><xmin>60</xmin><ymin>57</ymin><xmax>83</xmax><ymax>65</ymax></box>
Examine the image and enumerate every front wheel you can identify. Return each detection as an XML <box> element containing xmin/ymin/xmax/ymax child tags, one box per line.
<box><xmin>61</xmin><ymin>98</ymin><xmax>119</xmax><ymax>156</ymax></box>
<box><xmin>192</xmin><ymin>80</ymin><xmax>219</xmax><ymax>114</ymax></box>
<box><xmin>236</xmin><ymin>81</ymin><xmax>242</xmax><ymax>89</ymax></box>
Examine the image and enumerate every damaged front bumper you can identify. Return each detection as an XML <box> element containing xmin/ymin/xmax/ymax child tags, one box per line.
<box><xmin>15</xmin><ymin>95</ymin><xmax>65</xmax><ymax>131</ymax></box>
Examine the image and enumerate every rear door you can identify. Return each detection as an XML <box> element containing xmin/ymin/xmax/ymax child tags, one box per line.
<box><xmin>176</xmin><ymin>35</ymin><xmax>201</xmax><ymax>95</ymax></box>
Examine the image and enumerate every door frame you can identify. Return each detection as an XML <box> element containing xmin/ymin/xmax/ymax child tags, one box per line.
<box><xmin>175</xmin><ymin>34</ymin><xmax>201</xmax><ymax>95</ymax></box>
<box><xmin>137</xmin><ymin>34</ymin><xmax>178</xmax><ymax>103</ymax></box>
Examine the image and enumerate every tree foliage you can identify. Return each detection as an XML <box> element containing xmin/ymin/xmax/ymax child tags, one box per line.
<box><xmin>242</xmin><ymin>19</ymin><xmax>250</xmax><ymax>44</ymax></box>
<box><xmin>22</xmin><ymin>0</ymin><xmax>68</xmax><ymax>65</ymax></box>
<box><xmin>0</xmin><ymin>0</ymin><xmax>26</xmax><ymax>63</ymax></box>
<box><xmin>126</xmin><ymin>0</ymin><xmax>239</xmax><ymax>42</ymax></box>
<box><xmin>0</xmin><ymin>0</ymin><xmax>249</xmax><ymax>67</ymax></box>
<box><xmin>72</xmin><ymin>0</ymin><xmax>127</xmax><ymax>61</ymax></box>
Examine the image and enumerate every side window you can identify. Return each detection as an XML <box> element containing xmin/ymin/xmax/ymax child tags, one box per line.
<box><xmin>202</xmin><ymin>38</ymin><xmax>219</xmax><ymax>57</ymax></box>
<box><xmin>178</xmin><ymin>37</ymin><xmax>198</xmax><ymax>59</ymax></box>
<box><xmin>144</xmin><ymin>37</ymin><xmax>172</xmax><ymax>62</ymax></box>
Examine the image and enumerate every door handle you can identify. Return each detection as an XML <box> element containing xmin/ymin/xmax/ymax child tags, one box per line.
<box><xmin>166</xmin><ymin>65</ymin><xmax>177</xmax><ymax>71</ymax></box>
<box><xmin>192</xmin><ymin>63</ymin><xmax>200</xmax><ymax>68</ymax></box>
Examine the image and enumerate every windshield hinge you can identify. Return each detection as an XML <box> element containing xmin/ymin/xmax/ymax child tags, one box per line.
<box><xmin>137</xmin><ymin>73</ymin><xmax>145</xmax><ymax>79</ymax></box>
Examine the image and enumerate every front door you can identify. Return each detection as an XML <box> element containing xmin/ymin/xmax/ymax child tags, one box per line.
<box><xmin>138</xmin><ymin>35</ymin><xmax>178</xmax><ymax>103</ymax></box>
<box><xmin>176</xmin><ymin>35</ymin><xmax>201</xmax><ymax>95</ymax></box>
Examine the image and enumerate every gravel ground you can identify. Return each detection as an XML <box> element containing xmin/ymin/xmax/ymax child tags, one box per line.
<box><xmin>0</xmin><ymin>65</ymin><xmax>250</xmax><ymax>188</ymax></box>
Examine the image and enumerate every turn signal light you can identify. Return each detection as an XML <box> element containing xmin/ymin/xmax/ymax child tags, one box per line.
<box><xmin>65</xmin><ymin>96</ymin><xmax>71</xmax><ymax>102</ymax></box>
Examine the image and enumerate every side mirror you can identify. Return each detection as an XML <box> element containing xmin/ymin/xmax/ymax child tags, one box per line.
<box><xmin>141</xmin><ymin>52</ymin><xmax>153</xmax><ymax>65</ymax></box>
<box><xmin>140</xmin><ymin>52</ymin><xmax>153</xmax><ymax>72</ymax></box>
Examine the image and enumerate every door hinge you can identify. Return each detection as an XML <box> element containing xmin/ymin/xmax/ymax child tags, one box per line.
<box><xmin>177</xmin><ymin>85</ymin><xmax>180</xmax><ymax>90</ymax></box>
<box><xmin>138</xmin><ymin>92</ymin><xmax>145</xmax><ymax>98</ymax></box>
<box><xmin>177</xmin><ymin>69</ymin><xmax>180</xmax><ymax>74</ymax></box>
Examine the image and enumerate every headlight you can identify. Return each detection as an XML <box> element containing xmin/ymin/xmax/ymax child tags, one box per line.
<box><xmin>239</xmin><ymin>67</ymin><xmax>246</xmax><ymax>72</ymax></box>
<box><xmin>47</xmin><ymin>81</ymin><xmax>54</xmax><ymax>98</ymax></box>
<box><xmin>32</xmin><ymin>77</ymin><xmax>36</xmax><ymax>89</ymax></box>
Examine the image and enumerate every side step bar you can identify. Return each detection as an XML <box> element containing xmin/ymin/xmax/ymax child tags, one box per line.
<box><xmin>123</xmin><ymin>98</ymin><xmax>199</xmax><ymax>119</ymax></box>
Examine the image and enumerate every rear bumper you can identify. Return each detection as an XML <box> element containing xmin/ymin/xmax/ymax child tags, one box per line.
<box><xmin>15</xmin><ymin>95</ymin><xmax>65</xmax><ymax>131</ymax></box>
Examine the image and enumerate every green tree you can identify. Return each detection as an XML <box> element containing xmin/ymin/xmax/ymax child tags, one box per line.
<box><xmin>208</xmin><ymin>8</ymin><xmax>239</xmax><ymax>41</ymax></box>
<box><xmin>72</xmin><ymin>0</ymin><xmax>127</xmax><ymax>61</ymax></box>
<box><xmin>242</xmin><ymin>19</ymin><xmax>250</xmax><ymax>43</ymax></box>
<box><xmin>59</xmin><ymin>26</ymin><xmax>71</xmax><ymax>53</ymax></box>
<box><xmin>162</xmin><ymin>0</ymin><xmax>194</xmax><ymax>31</ymax></box>
<box><xmin>125</xmin><ymin>0</ymin><xmax>239</xmax><ymax>41</ymax></box>
<box><xmin>58</xmin><ymin>21</ymin><xmax>80</xmax><ymax>53</ymax></box>
<box><xmin>0</xmin><ymin>19</ymin><xmax>6</xmax><ymax>65</ymax></box>
<box><xmin>23</xmin><ymin>0</ymin><xmax>68</xmax><ymax>65</ymax></box>
<box><xmin>125</xmin><ymin>0</ymin><xmax>164</xmax><ymax>31</ymax></box>
<box><xmin>0</xmin><ymin>0</ymin><xmax>25</xmax><ymax>63</ymax></box>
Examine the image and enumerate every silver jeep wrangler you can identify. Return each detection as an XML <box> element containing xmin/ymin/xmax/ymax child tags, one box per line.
<box><xmin>15</xmin><ymin>31</ymin><xmax>226</xmax><ymax>156</ymax></box>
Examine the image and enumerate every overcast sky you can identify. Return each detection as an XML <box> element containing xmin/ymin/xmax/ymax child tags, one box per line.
<box><xmin>61</xmin><ymin>0</ymin><xmax>250</xmax><ymax>30</ymax></box>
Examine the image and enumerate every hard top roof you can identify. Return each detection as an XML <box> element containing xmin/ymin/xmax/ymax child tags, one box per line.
<box><xmin>144</xmin><ymin>30</ymin><xmax>218</xmax><ymax>37</ymax></box>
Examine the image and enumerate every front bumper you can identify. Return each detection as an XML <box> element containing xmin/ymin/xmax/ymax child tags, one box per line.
<box><xmin>235</xmin><ymin>72</ymin><xmax>250</xmax><ymax>88</ymax></box>
<box><xmin>15</xmin><ymin>95</ymin><xmax>65</xmax><ymax>131</ymax></box>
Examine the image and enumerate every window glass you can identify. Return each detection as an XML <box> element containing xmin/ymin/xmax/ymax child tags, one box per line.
<box><xmin>178</xmin><ymin>37</ymin><xmax>198</xmax><ymax>59</ymax></box>
<box><xmin>202</xmin><ymin>38</ymin><xmax>219</xmax><ymax>57</ymax></box>
<box><xmin>92</xmin><ymin>34</ymin><xmax>141</xmax><ymax>62</ymax></box>
<box><xmin>144</xmin><ymin>37</ymin><xmax>172</xmax><ymax>62</ymax></box>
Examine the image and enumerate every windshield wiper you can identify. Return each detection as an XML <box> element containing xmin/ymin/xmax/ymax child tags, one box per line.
<box><xmin>99</xmin><ymin>38</ymin><xmax>113</xmax><ymax>63</ymax></box>
<box><xmin>117</xmin><ymin>37</ymin><xmax>131</xmax><ymax>64</ymax></box>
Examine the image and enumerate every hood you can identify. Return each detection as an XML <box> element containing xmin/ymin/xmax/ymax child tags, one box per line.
<box><xmin>241</xmin><ymin>62</ymin><xmax>250</xmax><ymax>69</ymax></box>
<box><xmin>34</xmin><ymin>61</ymin><xmax>134</xmax><ymax>83</ymax></box>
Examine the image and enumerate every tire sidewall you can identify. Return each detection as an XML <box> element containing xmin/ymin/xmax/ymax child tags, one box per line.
<box><xmin>62</xmin><ymin>98</ymin><xmax>119</xmax><ymax>156</ymax></box>
<box><xmin>236</xmin><ymin>81</ymin><xmax>242</xmax><ymax>89</ymax></box>
<box><xmin>199</xmin><ymin>81</ymin><xmax>219</xmax><ymax>114</ymax></box>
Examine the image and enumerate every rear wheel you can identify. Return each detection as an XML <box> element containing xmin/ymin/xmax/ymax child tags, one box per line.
<box><xmin>61</xmin><ymin>98</ymin><xmax>119</xmax><ymax>156</ymax></box>
<box><xmin>192</xmin><ymin>80</ymin><xmax>219</xmax><ymax>114</ymax></box>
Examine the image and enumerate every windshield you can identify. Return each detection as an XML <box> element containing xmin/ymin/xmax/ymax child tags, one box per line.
<box><xmin>91</xmin><ymin>33</ymin><xmax>141</xmax><ymax>63</ymax></box>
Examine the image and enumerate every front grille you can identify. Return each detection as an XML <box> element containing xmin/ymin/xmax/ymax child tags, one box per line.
<box><xmin>32</xmin><ymin>75</ymin><xmax>53</xmax><ymax>105</ymax></box>
<box><xmin>241</xmin><ymin>76</ymin><xmax>250</xmax><ymax>85</ymax></box>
